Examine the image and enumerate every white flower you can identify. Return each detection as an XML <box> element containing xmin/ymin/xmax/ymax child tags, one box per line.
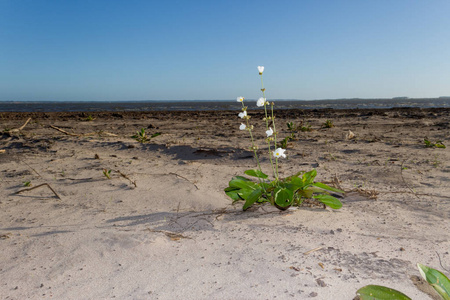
<box><xmin>273</xmin><ymin>148</ymin><xmax>286</xmax><ymax>158</ymax></box>
<box><xmin>257</xmin><ymin>66</ymin><xmax>264</xmax><ymax>74</ymax></box>
<box><xmin>257</xmin><ymin>97</ymin><xmax>266</xmax><ymax>107</ymax></box>
<box><xmin>266</xmin><ymin>127</ymin><xmax>273</xmax><ymax>137</ymax></box>
<box><xmin>237</xmin><ymin>96</ymin><xmax>244</xmax><ymax>102</ymax></box>
<box><xmin>239</xmin><ymin>123</ymin><xmax>246</xmax><ymax>130</ymax></box>
<box><xmin>238</xmin><ymin>110</ymin><xmax>247</xmax><ymax>118</ymax></box>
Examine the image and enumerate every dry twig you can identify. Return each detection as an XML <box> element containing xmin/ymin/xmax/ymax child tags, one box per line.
<box><xmin>144</xmin><ymin>228</ymin><xmax>191</xmax><ymax>241</ymax></box>
<box><xmin>49</xmin><ymin>125</ymin><xmax>117</xmax><ymax>137</ymax></box>
<box><xmin>400</xmin><ymin>158</ymin><xmax>420</xmax><ymax>200</ymax></box>
<box><xmin>9</xmin><ymin>118</ymin><xmax>32</xmax><ymax>133</ymax></box>
<box><xmin>304</xmin><ymin>246</ymin><xmax>325</xmax><ymax>255</ymax></box>
<box><xmin>49</xmin><ymin>125</ymin><xmax>81</xmax><ymax>136</ymax></box>
<box><xmin>116</xmin><ymin>170</ymin><xmax>137</xmax><ymax>187</ymax></box>
<box><xmin>169</xmin><ymin>172</ymin><xmax>199</xmax><ymax>190</ymax></box>
<box><xmin>15</xmin><ymin>183</ymin><xmax>62</xmax><ymax>200</ymax></box>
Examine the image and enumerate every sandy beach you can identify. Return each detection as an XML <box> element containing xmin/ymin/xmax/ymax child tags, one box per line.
<box><xmin>0</xmin><ymin>108</ymin><xmax>449</xmax><ymax>299</ymax></box>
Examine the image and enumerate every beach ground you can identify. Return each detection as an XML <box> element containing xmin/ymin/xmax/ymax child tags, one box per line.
<box><xmin>1</xmin><ymin>108</ymin><xmax>449</xmax><ymax>299</ymax></box>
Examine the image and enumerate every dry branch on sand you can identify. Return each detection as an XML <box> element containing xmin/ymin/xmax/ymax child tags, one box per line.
<box><xmin>15</xmin><ymin>183</ymin><xmax>62</xmax><ymax>200</ymax></box>
<box><xmin>49</xmin><ymin>125</ymin><xmax>118</xmax><ymax>137</ymax></box>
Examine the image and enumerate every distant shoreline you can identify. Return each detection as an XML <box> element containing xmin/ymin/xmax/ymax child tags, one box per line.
<box><xmin>0</xmin><ymin>98</ymin><xmax>449</xmax><ymax>112</ymax></box>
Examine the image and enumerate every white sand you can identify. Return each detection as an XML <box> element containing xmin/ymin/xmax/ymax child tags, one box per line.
<box><xmin>1</xmin><ymin>109</ymin><xmax>449</xmax><ymax>299</ymax></box>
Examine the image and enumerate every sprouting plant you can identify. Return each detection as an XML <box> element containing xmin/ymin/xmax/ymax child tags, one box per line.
<box><xmin>84</xmin><ymin>115</ymin><xmax>95</xmax><ymax>121</ymax></box>
<box><xmin>277</xmin><ymin>135</ymin><xmax>293</xmax><ymax>149</ymax></box>
<box><xmin>356</xmin><ymin>263</ymin><xmax>450</xmax><ymax>300</ymax></box>
<box><xmin>424</xmin><ymin>138</ymin><xmax>446</xmax><ymax>148</ymax></box>
<box><xmin>103</xmin><ymin>169</ymin><xmax>112</xmax><ymax>179</ymax></box>
<box><xmin>287</xmin><ymin>121</ymin><xmax>296</xmax><ymax>132</ymax></box>
<box><xmin>299</xmin><ymin>121</ymin><xmax>312</xmax><ymax>132</ymax></box>
<box><xmin>287</xmin><ymin>120</ymin><xmax>312</xmax><ymax>132</ymax></box>
<box><xmin>323</xmin><ymin>119</ymin><xmax>334</xmax><ymax>128</ymax></box>
<box><xmin>132</xmin><ymin>128</ymin><xmax>161</xmax><ymax>143</ymax></box>
<box><xmin>225</xmin><ymin>66</ymin><xmax>343</xmax><ymax>211</ymax></box>
<box><xmin>23</xmin><ymin>181</ymin><xmax>32</xmax><ymax>187</ymax></box>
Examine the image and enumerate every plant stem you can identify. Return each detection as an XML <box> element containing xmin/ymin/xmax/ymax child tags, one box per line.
<box><xmin>241</xmin><ymin>102</ymin><xmax>266</xmax><ymax>192</ymax></box>
<box><xmin>271</xmin><ymin>103</ymin><xmax>279</xmax><ymax>179</ymax></box>
<box><xmin>260</xmin><ymin>74</ymin><xmax>277</xmax><ymax>179</ymax></box>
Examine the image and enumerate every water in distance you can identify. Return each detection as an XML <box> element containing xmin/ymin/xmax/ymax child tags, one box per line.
<box><xmin>1</xmin><ymin>98</ymin><xmax>450</xmax><ymax>112</ymax></box>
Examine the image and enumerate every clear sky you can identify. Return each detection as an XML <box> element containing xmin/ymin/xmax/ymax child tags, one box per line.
<box><xmin>1</xmin><ymin>0</ymin><xmax>449</xmax><ymax>101</ymax></box>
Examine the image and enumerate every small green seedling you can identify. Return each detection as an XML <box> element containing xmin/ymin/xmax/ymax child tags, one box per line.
<box><xmin>323</xmin><ymin>119</ymin><xmax>334</xmax><ymax>128</ymax></box>
<box><xmin>424</xmin><ymin>138</ymin><xmax>446</xmax><ymax>148</ymax></box>
<box><xmin>277</xmin><ymin>135</ymin><xmax>293</xmax><ymax>149</ymax></box>
<box><xmin>103</xmin><ymin>169</ymin><xmax>112</xmax><ymax>179</ymax></box>
<box><xmin>132</xmin><ymin>128</ymin><xmax>161</xmax><ymax>143</ymax></box>
<box><xmin>84</xmin><ymin>115</ymin><xmax>95</xmax><ymax>121</ymax></box>
<box><xmin>23</xmin><ymin>181</ymin><xmax>32</xmax><ymax>187</ymax></box>
<box><xmin>299</xmin><ymin>121</ymin><xmax>312</xmax><ymax>132</ymax></box>
<box><xmin>287</xmin><ymin>121</ymin><xmax>296</xmax><ymax>132</ymax></box>
<box><xmin>286</xmin><ymin>120</ymin><xmax>312</xmax><ymax>132</ymax></box>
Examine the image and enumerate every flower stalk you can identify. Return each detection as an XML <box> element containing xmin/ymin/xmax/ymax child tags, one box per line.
<box><xmin>259</xmin><ymin>71</ymin><xmax>278</xmax><ymax>180</ymax></box>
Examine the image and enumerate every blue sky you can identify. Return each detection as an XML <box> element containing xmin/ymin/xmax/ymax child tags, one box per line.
<box><xmin>1</xmin><ymin>0</ymin><xmax>449</xmax><ymax>101</ymax></box>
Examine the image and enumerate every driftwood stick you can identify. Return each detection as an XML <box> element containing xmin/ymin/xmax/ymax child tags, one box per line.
<box><xmin>15</xmin><ymin>183</ymin><xmax>62</xmax><ymax>200</ymax></box>
<box><xmin>97</xmin><ymin>131</ymin><xmax>118</xmax><ymax>137</ymax></box>
<box><xmin>49</xmin><ymin>126</ymin><xmax>118</xmax><ymax>137</ymax></box>
<box><xmin>49</xmin><ymin>125</ymin><xmax>81</xmax><ymax>136</ymax></box>
<box><xmin>9</xmin><ymin>118</ymin><xmax>32</xmax><ymax>133</ymax></box>
<box><xmin>303</xmin><ymin>246</ymin><xmax>325</xmax><ymax>255</ymax></box>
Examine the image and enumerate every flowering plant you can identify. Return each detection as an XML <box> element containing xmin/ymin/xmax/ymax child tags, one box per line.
<box><xmin>225</xmin><ymin>67</ymin><xmax>344</xmax><ymax>211</ymax></box>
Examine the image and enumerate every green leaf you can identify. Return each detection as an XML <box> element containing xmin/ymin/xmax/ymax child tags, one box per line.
<box><xmin>417</xmin><ymin>263</ymin><xmax>450</xmax><ymax>300</ymax></box>
<box><xmin>274</xmin><ymin>188</ymin><xmax>294</xmax><ymax>208</ymax></box>
<box><xmin>312</xmin><ymin>182</ymin><xmax>344</xmax><ymax>194</ymax></box>
<box><xmin>224</xmin><ymin>187</ymin><xmax>242</xmax><ymax>201</ymax></box>
<box><xmin>243</xmin><ymin>188</ymin><xmax>263</xmax><ymax>210</ymax></box>
<box><xmin>244</xmin><ymin>169</ymin><xmax>269</xmax><ymax>179</ymax></box>
<box><xmin>297</xmin><ymin>187</ymin><xmax>314</xmax><ymax>199</ymax></box>
<box><xmin>232</xmin><ymin>176</ymin><xmax>251</xmax><ymax>181</ymax></box>
<box><xmin>151</xmin><ymin>132</ymin><xmax>162</xmax><ymax>138</ymax></box>
<box><xmin>302</xmin><ymin>169</ymin><xmax>317</xmax><ymax>185</ymax></box>
<box><xmin>356</xmin><ymin>285</ymin><xmax>411</xmax><ymax>300</ymax></box>
<box><xmin>289</xmin><ymin>176</ymin><xmax>307</xmax><ymax>190</ymax></box>
<box><xmin>238</xmin><ymin>188</ymin><xmax>256</xmax><ymax>200</ymax></box>
<box><xmin>229</xmin><ymin>178</ymin><xmax>258</xmax><ymax>190</ymax></box>
<box><xmin>313</xmin><ymin>194</ymin><xmax>343</xmax><ymax>209</ymax></box>
<box><xmin>224</xmin><ymin>186</ymin><xmax>240</xmax><ymax>192</ymax></box>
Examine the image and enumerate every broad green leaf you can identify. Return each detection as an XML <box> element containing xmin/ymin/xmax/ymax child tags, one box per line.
<box><xmin>417</xmin><ymin>263</ymin><xmax>450</xmax><ymax>300</ymax></box>
<box><xmin>297</xmin><ymin>188</ymin><xmax>314</xmax><ymax>199</ymax></box>
<box><xmin>225</xmin><ymin>189</ymin><xmax>241</xmax><ymax>201</ymax></box>
<box><xmin>229</xmin><ymin>178</ymin><xmax>259</xmax><ymax>190</ymax></box>
<box><xmin>238</xmin><ymin>188</ymin><xmax>256</xmax><ymax>200</ymax></box>
<box><xmin>232</xmin><ymin>176</ymin><xmax>251</xmax><ymax>181</ymax></box>
<box><xmin>244</xmin><ymin>169</ymin><xmax>269</xmax><ymax>179</ymax></box>
<box><xmin>313</xmin><ymin>194</ymin><xmax>343</xmax><ymax>209</ymax></box>
<box><xmin>289</xmin><ymin>177</ymin><xmax>307</xmax><ymax>190</ymax></box>
<box><xmin>224</xmin><ymin>186</ymin><xmax>240</xmax><ymax>192</ymax></box>
<box><xmin>312</xmin><ymin>182</ymin><xmax>344</xmax><ymax>194</ymax></box>
<box><xmin>302</xmin><ymin>169</ymin><xmax>317</xmax><ymax>185</ymax></box>
<box><xmin>274</xmin><ymin>188</ymin><xmax>294</xmax><ymax>208</ymax></box>
<box><xmin>243</xmin><ymin>188</ymin><xmax>263</xmax><ymax>210</ymax></box>
<box><xmin>356</xmin><ymin>285</ymin><xmax>411</xmax><ymax>300</ymax></box>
